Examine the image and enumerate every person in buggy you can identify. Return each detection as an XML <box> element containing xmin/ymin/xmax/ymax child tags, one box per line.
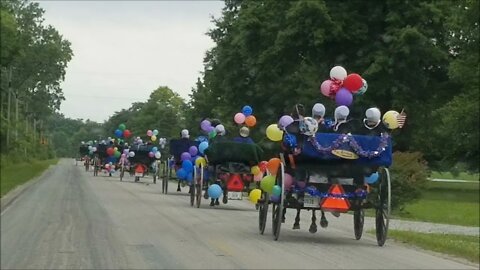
<box><xmin>170</xmin><ymin>129</ymin><xmax>197</xmax><ymax>192</ymax></box>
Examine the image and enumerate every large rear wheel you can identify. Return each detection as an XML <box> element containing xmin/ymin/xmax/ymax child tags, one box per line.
<box><xmin>196</xmin><ymin>166</ymin><xmax>204</xmax><ymax>208</ymax></box>
<box><xmin>375</xmin><ymin>167</ymin><xmax>391</xmax><ymax>246</ymax></box>
<box><xmin>258</xmin><ymin>192</ymin><xmax>269</xmax><ymax>235</ymax></box>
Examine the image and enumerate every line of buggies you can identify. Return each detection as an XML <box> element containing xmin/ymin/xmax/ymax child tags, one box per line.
<box><xmin>162</xmin><ymin>131</ymin><xmax>391</xmax><ymax>247</ymax></box>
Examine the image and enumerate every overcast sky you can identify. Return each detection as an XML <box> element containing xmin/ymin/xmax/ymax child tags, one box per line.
<box><xmin>37</xmin><ymin>0</ymin><xmax>224</xmax><ymax>123</ymax></box>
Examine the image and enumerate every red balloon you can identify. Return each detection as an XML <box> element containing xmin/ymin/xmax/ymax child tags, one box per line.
<box><xmin>106</xmin><ymin>147</ymin><xmax>115</xmax><ymax>156</ymax></box>
<box><xmin>343</xmin><ymin>73</ymin><xmax>363</xmax><ymax>92</ymax></box>
<box><xmin>123</xmin><ymin>129</ymin><xmax>132</xmax><ymax>138</ymax></box>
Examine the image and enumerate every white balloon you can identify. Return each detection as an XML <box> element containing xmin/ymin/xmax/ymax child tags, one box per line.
<box><xmin>312</xmin><ymin>103</ymin><xmax>326</xmax><ymax>117</ymax></box>
<box><xmin>330</xmin><ymin>66</ymin><xmax>347</xmax><ymax>81</ymax></box>
<box><xmin>154</xmin><ymin>152</ymin><xmax>161</xmax><ymax>159</ymax></box>
<box><xmin>334</xmin><ymin>105</ymin><xmax>350</xmax><ymax>120</ymax></box>
<box><xmin>129</xmin><ymin>151</ymin><xmax>135</xmax><ymax>157</ymax></box>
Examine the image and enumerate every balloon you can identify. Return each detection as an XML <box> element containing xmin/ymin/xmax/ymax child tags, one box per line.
<box><xmin>152</xmin><ymin>147</ymin><xmax>158</xmax><ymax>153</ymax></box>
<box><xmin>114</xmin><ymin>151</ymin><xmax>121</xmax><ymax>158</ymax></box>
<box><xmin>151</xmin><ymin>135</ymin><xmax>157</xmax><ymax>142</ymax></box>
<box><xmin>278</xmin><ymin>115</ymin><xmax>294</xmax><ymax>129</ymax></box>
<box><xmin>147</xmin><ymin>130</ymin><xmax>153</xmax><ymax>137</ymax></box>
<box><xmin>253</xmin><ymin>172</ymin><xmax>263</xmax><ymax>182</ymax></box>
<box><xmin>382</xmin><ymin>110</ymin><xmax>400</xmax><ymax>129</ymax></box>
<box><xmin>107</xmin><ymin>147</ymin><xmax>114</xmax><ymax>156</ymax></box>
<box><xmin>343</xmin><ymin>73</ymin><xmax>363</xmax><ymax>92</ymax></box>
<box><xmin>208</xmin><ymin>130</ymin><xmax>217</xmax><ymax>139</ymax></box>
<box><xmin>189</xmin><ymin>146</ymin><xmax>198</xmax><ymax>156</ymax></box>
<box><xmin>284</xmin><ymin>173</ymin><xmax>294</xmax><ymax>191</ymax></box>
<box><xmin>296</xmin><ymin>181</ymin><xmax>306</xmax><ymax>189</ymax></box>
<box><xmin>153</xmin><ymin>129</ymin><xmax>159</xmax><ymax>136</ymax></box>
<box><xmin>148</xmin><ymin>151</ymin><xmax>154</xmax><ymax>158</ymax></box>
<box><xmin>320</xmin><ymin>80</ymin><xmax>333</xmax><ymax>97</ymax></box>
<box><xmin>176</xmin><ymin>168</ymin><xmax>188</xmax><ymax>180</ymax></box>
<box><xmin>330</xmin><ymin>66</ymin><xmax>348</xmax><ymax>80</ymax></box>
<box><xmin>242</xmin><ymin>105</ymin><xmax>253</xmax><ymax>116</ymax></box>
<box><xmin>234</xmin><ymin>113</ymin><xmax>246</xmax><ymax>124</ymax></box>
<box><xmin>355</xmin><ymin>79</ymin><xmax>368</xmax><ymax>96</ymax></box>
<box><xmin>115</xmin><ymin>129</ymin><xmax>123</xmax><ymax>138</ymax></box>
<box><xmin>215</xmin><ymin>124</ymin><xmax>226</xmax><ymax>136</ymax></box>
<box><xmin>200</xmin><ymin>120</ymin><xmax>211</xmax><ymax>132</ymax></box>
<box><xmin>366</xmin><ymin>172</ymin><xmax>379</xmax><ymax>184</ymax></box>
<box><xmin>267</xmin><ymin>158</ymin><xmax>281</xmax><ymax>175</ymax></box>
<box><xmin>92</xmin><ymin>147</ymin><xmax>97</xmax><ymax>152</ymax></box>
<box><xmin>182</xmin><ymin>160</ymin><xmax>194</xmax><ymax>173</ymax></box>
<box><xmin>249</xmin><ymin>189</ymin><xmax>262</xmax><ymax>204</ymax></box>
<box><xmin>206</xmin><ymin>125</ymin><xmax>215</xmax><ymax>133</ymax></box>
<box><xmin>155</xmin><ymin>152</ymin><xmax>161</xmax><ymax>159</ymax></box>
<box><xmin>335</xmin><ymin>87</ymin><xmax>353</xmax><ymax>106</ymax></box>
<box><xmin>245</xmin><ymin>115</ymin><xmax>256</xmax><ymax>127</ymax></box>
<box><xmin>208</xmin><ymin>184</ymin><xmax>223</xmax><ymax>199</ymax></box>
<box><xmin>260</xmin><ymin>175</ymin><xmax>275</xmax><ymax>193</ymax></box>
<box><xmin>258</xmin><ymin>161</ymin><xmax>268</xmax><ymax>173</ymax></box>
<box><xmin>185</xmin><ymin>172</ymin><xmax>193</xmax><ymax>182</ymax></box>
<box><xmin>118</xmin><ymin>123</ymin><xmax>126</xmax><ymax>131</ymax></box>
<box><xmin>272</xmin><ymin>185</ymin><xmax>281</xmax><ymax>196</ymax></box>
<box><xmin>129</xmin><ymin>151</ymin><xmax>135</xmax><ymax>157</ymax></box>
<box><xmin>266</xmin><ymin>124</ymin><xmax>283</xmax><ymax>142</ymax></box>
<box><xmin>251</xmin><ymin>165</ymin><xmax>260</xmax><ymax>175</ymax></box>
<box><xmin>114</xmin><ymin>147</ymin><xmax>118</xmax><ymax>151</ymax></box>
<box><xmin>121</xmin><ymin>153</ymin><xmax>126</xmax><ymax>158</ymax></box>
<box><xmin>199</xmin><ymin>141</ymin><xmax>209</xmax><ymax>154</ymax></box>
<box><xmin>88</xmin><ymin>145</ymin><xmax>92</xmax><ymax>150</ymax></box>
<box><xmin>181</xmin><ymin>152</ymin><xmax>191</xmax><ymax>161</ymax></box>
<box><xmin>270</xmin><ymin>195</ymin><xmax>280</xmax><ymax>203</ymax></box>
<box><xmin>195</xmin><ymin>157</ymin><xmax>207</xmax><ymax>167</ymax></box>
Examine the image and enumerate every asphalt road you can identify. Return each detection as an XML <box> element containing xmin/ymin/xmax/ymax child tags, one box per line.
<box><xmin>1</xmin><ymin>159</ymin><xmax>477</xmax><ymax>269</ymax></box>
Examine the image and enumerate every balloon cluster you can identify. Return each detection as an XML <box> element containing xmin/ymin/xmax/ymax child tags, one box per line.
<box><xmin>106</xmin><ymin>146</ymin><xmax>122</xmax><ymax>159</ymax></box>
<box><xmin>114</xmin><ymin>123</ymin><xmax>132</xmax><ymax>139</ymax></box>
<box><xmin>104</xmin><ymin>162</ymin><xmax>116</xmax><ymax>174</ymax></box>
<box><xmin>200</xmin><ymin>119</ymin><xmax>225</xmax><ymax>139</ymax></box>
<box><xmin>87</xmin><ymin>144</ymin><xmax>97</xmax><ymax>155</ymax></box>
<box><xmin>146</xmin><ymin>129</ymin><xmax>159</xmax><ymax>142</ymax></box>
<box><xmin>232</xmin><ymin>105</ymin><xmax>258</xmax><ymax>138</ymax></box>
<box><xmin>148</xmin><ymin>146</ymin><xmax>162</xmax><ymax>160</ymax></box>
<box><xmin>320</xmin><ymin>66</ymin><xmax>367</xmax><ymax>107</ymax></box>
<box><xmin>176</xmin><ymin>145</ymin><xmax>202</xmax><ymax>182</ymax></box>
<box><xmin>158</xmin><ymin>137</ymin><xmax>167</xmax><ymax>148</ymax></box>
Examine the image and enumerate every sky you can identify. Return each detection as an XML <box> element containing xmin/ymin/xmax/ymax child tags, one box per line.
<box><xmin>37</xmin><ymin>0</ymin><xmax>225</xmax><ymax>123</ymax></box>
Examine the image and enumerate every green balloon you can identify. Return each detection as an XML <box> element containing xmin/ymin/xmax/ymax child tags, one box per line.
<box><xmin>260</xmin><ymin>175</ymin><xmax>275</xmax><ymax>193</ymax></box>
<box><xmin>208</xmin><ymin>130</ymin><xmax>217</xmax><ymax>139</ymax></box>
<box><xmin>114</xmin><ymin>151</ymin><xmax>121</xmax><ymax>158</ymax></box>
<box><xmin>118</xmin><ymin>123</ymin><xmax>126</xmax><ymax>131</ymax></box>
<box><xmin>272</xmin><ymin>185</ymin><xmax>282</xmax><ymax>196</ymax></box>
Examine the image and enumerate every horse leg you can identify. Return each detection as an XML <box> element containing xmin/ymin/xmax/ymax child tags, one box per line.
<box><xmin>309</xmin><ymin>210</ymin><xmax>317</xmax><ymax>233</ymax></box>
<box><xmin>320</xmin><ymin>210</ymin><xmax>328</xmax><ymax>228</ymax></box>
<box><xmin>293</xmin><ymin>209</ymin><xmax>301</xmax><ymax>229</ymax></box>
<box><xmin>282</xmin><ymin>207</ymin><xmax>286</xmax><ymax>223</ymax></box>
<box><xmin>177</xmin><ymin>181</ymin><xmax>181</xmax><ymax>192</ymax></box>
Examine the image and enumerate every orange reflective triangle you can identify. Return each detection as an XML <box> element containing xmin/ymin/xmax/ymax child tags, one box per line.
<box><xmin>320</xmin><ymin>184</ymin><xmax>350</xmax><ymax>212</ymax></box>
<box><xmin>227</xmin><ymin>174</ymin><xmax>244</xmax><ymax>191</ymax></box>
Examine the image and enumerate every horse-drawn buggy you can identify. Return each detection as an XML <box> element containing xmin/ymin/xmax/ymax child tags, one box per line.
<box><xmin>203</xmin><ymin>140</ymin><xmax>264</xmax><ymax>207</ymax></box>
<box><xmin>257</xmin><ymin>131</ymin><xmax>392</xmax><ymax>246</ymax></box>
<box><xmin>127</xmin><ymin>144</ymin><xmax>162</xmax><ymax>183</ymax></box>
<box><xmin>78</xmin><ymin>144</ymin><xmax>90</xmax><ymax>169</ymax></box>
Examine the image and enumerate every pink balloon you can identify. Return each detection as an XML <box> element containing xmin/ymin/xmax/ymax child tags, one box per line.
<box><xmin>320</xmin><ymin>80</ymin><xmax>333</xmax><ymax>97</ymax></box>
<box><xmin>284</xmin><ymin>173</ymin><xmax>294</xmax><ymax>191</ymax></box>
<box><xmin>148</xmin><ymin>151</ymin><xmax>154</xmax><ymax>157</ymax></box>
<box><xmin>254</xmin><ymin>173</ymin><xmax>263</xmax><ymax>182</ymax></box>
<box><xmin>147</xmin><ymin>130</ymin><xmax>153</xmax><ymax>136</ymax></box>
<box><xmin>234</xmin><ymin>113</ymin><xmax>246</xmax><ymax>124</ymax></box>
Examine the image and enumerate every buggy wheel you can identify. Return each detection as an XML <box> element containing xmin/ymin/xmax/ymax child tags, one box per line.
<box><xmin>120</xmin><ymin>165</ymin><xmax>124</xmax><ymax>181</ymax></box>
<box><xmin>190</xmin><ymin>183</ymin><xmax>195</xmax><ymax>207</ymax></box>
<box><xmin>161</xmin><ymin>161</ymin><xmax>167</xmax><ymax>193</ymax></box>
<box><xmin>258</xmin><ymin>192</ymin><xmax>269</xmax><ymax>235</ymax></box>
<box><xmin>272</xmin><ymin>163</ymin><xmax>285</xmax><ymax>241</ymax></box>
<box><xmin>375</xmin><ymin>167</ymin><xmax>391</xmax><ymax>246</ymax></box>
<box><xmin>353</xmin><ymin>209</ymin><xmax>364</xmax><ymax>240</ymax></box>
<box><xmin>196</xmin><ymin>166</ymin><xmax>204</xmax><ymax>208</ymax></box>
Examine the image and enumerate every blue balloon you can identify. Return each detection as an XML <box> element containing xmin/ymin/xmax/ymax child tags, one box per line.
<box><xmin>195</xmin><ymin>136</ymin><xmax>208</xmax><ymax>143</ymax></box>
<box><xmin>366</xmin><ymin>172</ymin><xmax>379</xmax><ymax>184</ymax></box>
<box><xmin>242</xmin><ymin>105</ymin><xmax>253</xmax><ymax>116</ymax></box>
<box><xmin>199</xmin><ymin>141</ymin><xmax>209</xmax><ymax>154</ymax></box>
<box><xmin>176</xmin><ymin>168</ymin><xmax>188</xmax><ymax>180</ymax></box>
<box><xmin>186</xmin><ymin>172</ymin><xmax>193</xmax><ymax>182</ymax></box>
<box><xmin>114</xmin><ymin>129</ymin><xmax>123</xmax><ymax>138</ymax></box>
<box><xmin>272</xmin><ymin>185</ymin><xmax>282</xmax><ymax>196</ymax></box>
<box><xmin>152</xmin><ymin>147</ymin><xmax>158</xmax><ymax>153</ymax></box>
<box><xmin>182</xmin><ymin>160</ymin><xmax>193</xmax><ymax>173</ymax></box>
<box><xmin>208</xmin><ymin>184</ymin><xmax>222</xmax><ymax>199</ymax></box>
<box><xmin>270</xmin><ymin>195</ymin><xmax>280</xmax><ymax>203</ymax></box>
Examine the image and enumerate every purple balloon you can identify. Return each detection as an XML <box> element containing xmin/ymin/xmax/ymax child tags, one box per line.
<box><xmin>189</xmin><ymin>146</ymin><xmax>198</xmax><ymax>156</ymax></box>
<box><xmin>200</xmin><ymin>120</ymin><xmax>211</xmax><ymax>132</ymax></box>
<box><xmin>270</xmin><ymin>195</ymin><xmax>280</xmax><ymax>203</ymax></box>
<box><xmin>206</xmin><ymin>126</ymin><xmax>215</xmax><ymax>133</ymax></box>
<box><xmin>335</xmin><ymin>87</ymin><xmax>353</xmax><ymax>106</ymax></box>
<box><xmin>278</xmin><ymin>115</ymin><xmax>294</xmax><ymax>129</ymax></box>
<box><xmin>181</xmin><ymin>152</ymin><xmax>191</xmax><ymax>161</ymax></box>
<box><xmin>148</xmin><ymin>151</ymin><xmax>154</xmax><ymax>158</ymax></box>
<box><xmin>296</xmin><ymin>180</ymin><xmax>306</xmax><ymax>189</ymax></box>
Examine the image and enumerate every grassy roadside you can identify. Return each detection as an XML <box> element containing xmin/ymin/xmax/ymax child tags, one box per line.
<box><xmin>387</xmin><ymin>230</ymin><xmax>480</xmax><ymax>264</ymax></box>
<box><xmin>430</xmin><ymin>171</ymin><xmax>479</xmax><ymax>181</ymax></box>
<box><xmin>393</xmin><ymin>181</ymin><xmax>479</xmax><ymax>227</ymax></box>
<box><xmin>0</xmin><ymin>159</ymin><xmax>59</xmax><ymax>198</ymax></box>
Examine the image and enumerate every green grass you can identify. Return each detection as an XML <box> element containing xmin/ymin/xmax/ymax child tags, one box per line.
<box><xmin>387</xmin><ymin>230</ymin><xmax>480</xmax><ymax>264</ymax></box>
<box><xmin>430</xmin><ymin>171</ymin><xmax>479</xmax><ymax>181</ymax></box>
<box><xmin>394</xmin><ymin>181</ymin><xmax>479</xmax><ymax>227</ymax></box>
<box><xmin>0</xmin><ymin>159</ymin><xmax>58</xmax><ymax>197</ymax></box>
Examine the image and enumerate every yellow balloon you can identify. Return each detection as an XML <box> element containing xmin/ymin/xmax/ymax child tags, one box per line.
<box><xmin>251</xmin><ymin>165</ymin><xmax>260</xmax><ymax>175</ymax></box>
<box><xmin>266</xmin><ymin>124</ymin><xmax>283</xmax><ymax>142</ymax></box>
<box><xmin>114</xmin><ymin>147</ymin><xmax>118</xmax><ymax>151</ymax></box>
<box><xmin>249</xmin><ymin>189</ymin><xmax>262</xmax><ymax>204</ymax></box>
<box><xmin>382</xmin><ymin>110</ymin><xmax>399</xmax><ymax>129</ymax></box>
<box><xmin>151</xmin><ymin>135</ymin><xmax>157</xmax><ymax>141</ymax></box>
<box><xmin>195</xmin><ymin>157</ymin><xmax>207</xmax><ymax>167</ymax></box>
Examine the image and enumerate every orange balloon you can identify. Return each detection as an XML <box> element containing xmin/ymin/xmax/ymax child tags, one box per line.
<box><xmin>245</xmin><ymin>115</ymin><xmax>257</xmax><ymax>127</ymax></box>
<box><xmin>267</xmin><ymin>158</ymin><xmax>281</xmax><ymax>175</ymax></box>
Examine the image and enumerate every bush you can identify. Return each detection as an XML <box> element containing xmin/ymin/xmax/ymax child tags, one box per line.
<box><xmin>390</xmin><ymin>151</ymin><xmax>429</xmax><ymax>210</ymax></box>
